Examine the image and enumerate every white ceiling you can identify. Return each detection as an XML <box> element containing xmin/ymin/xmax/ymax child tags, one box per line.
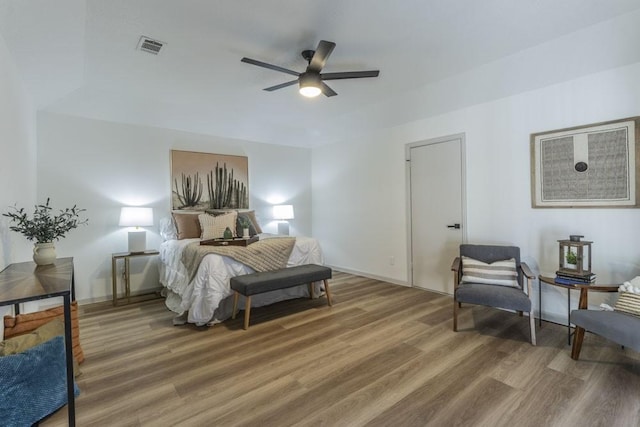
<box><xmin>2</xmin><ymin>0</ymin><xmax>640</xmax><ymax>147</ymax></box>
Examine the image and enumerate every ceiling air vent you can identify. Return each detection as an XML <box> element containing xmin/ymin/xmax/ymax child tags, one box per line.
<box><xmin>137</xmin><ymin>36</ymin><xmax>164</xmax><ymax>55</ymax></box>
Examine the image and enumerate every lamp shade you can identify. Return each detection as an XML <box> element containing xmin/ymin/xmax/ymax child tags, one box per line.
<box><xmin>119</xmin><ymin>207</ymin><xmax>154</xmax><ymax>227</ymax></box>
<box><xmin>273</xmin><ymin>205</ymin><xmax>294</xmax><ymax>220</ymax></box>
<box><xmin>119</xmin><ymin>207</ymin><xmax>153</xmax><ymax>253</ymax></box>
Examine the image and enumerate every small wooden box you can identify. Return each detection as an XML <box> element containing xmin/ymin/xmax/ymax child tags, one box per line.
<box><xmin>200</xmin><ymin>236</ymin><xmax>259</xmax><ymax>247</ymax></box>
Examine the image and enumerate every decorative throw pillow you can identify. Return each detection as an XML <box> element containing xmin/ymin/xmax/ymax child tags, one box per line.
<box><xmin>243</xmin><ymin>210</ymin><xmax>263</xmax><ymax>234</ymax></box>
<box><xmin>199</xmin><ymin>211</ymin><xmax>238</xmax><ymax>240</ymax></box>
<box><xmin>0</xmin><ymin>336</ymin><xmax>80</xmax><ymax>425</ymax></box>
<box><xmin>205</xmin><ymin>209</ymin><xmax>263</xmax><ymax>234</ymax></box>
<box><xmin>159</xmin><ymin>217</ymin><xmax>178</xmax><ymax>241</ymax></box>
<box><xmin>172</xmin><ymin>212</ymin><xmax>202</xmax><ymax>239</ymax></box>
<box><xmin>460</xmin><ymin>256</ymin><xmax>518</xmax><ymax>287</ymax></box>
<box><xmin>0</xmin><ymin>318</ymin><xmax>81</xmax><ymax>376</ymax></box>
<box><xmin>614</xmin><ymin>292</ymin><xmax>640</xmax><ymax>317</ymax></box>
<box><xmin>4</xmin><ymin>301</ymin><xmax>84</xmax><ymax>364</ymax></box>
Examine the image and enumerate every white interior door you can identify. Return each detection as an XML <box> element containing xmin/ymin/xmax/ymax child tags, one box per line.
<box><xmin>408</xmin><ymin>135</ymin><xmax>465</xmax><ymax>294</ymax></box>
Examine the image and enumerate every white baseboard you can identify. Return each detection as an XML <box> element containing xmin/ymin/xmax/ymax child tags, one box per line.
<box><xmin>326</xmin><ymin>264</ymin><xmax>409</xmax><ymax>287</ymax></box>
<box><xmin>76</xmin><ymin>287</ymin><xmax>163</xmax><ymax>306</ymax></box>
<box><xmin>538</xmin><ymin>311</ymin><xmax>568</xmax><ymax>326</ymax></box>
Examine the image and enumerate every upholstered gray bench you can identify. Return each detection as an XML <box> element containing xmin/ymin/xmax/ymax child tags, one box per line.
<box><xmin>230</xmin><ymin>264</ymin><xmax>332</xmax><ymax>329</ymax></box>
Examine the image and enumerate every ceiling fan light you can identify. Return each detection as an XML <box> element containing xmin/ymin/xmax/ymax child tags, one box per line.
<box><xmin>299</xmin><ymin>72</ymin><xmax>322</xmax><ymax>98</ymax></box>
<box><xmin>299</xmin><ymin>85</ymin><xmax>321</xmax><ymax>97</ymax></box>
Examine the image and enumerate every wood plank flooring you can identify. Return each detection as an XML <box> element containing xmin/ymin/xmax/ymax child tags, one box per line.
<box><xmin>43</xmin><ymin>272</ymin><xmax>640</xmax><ymax>426</ymax></box>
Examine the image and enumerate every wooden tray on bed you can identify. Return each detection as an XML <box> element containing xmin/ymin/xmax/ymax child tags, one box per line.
<box><xmin>200</xmin><ymin>236</ymin><xmax>259</xmax><ymax>247</ymax></box>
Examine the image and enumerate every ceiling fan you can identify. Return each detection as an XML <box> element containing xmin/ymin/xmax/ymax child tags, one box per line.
<box><xmin>241</xmin><ymin>40</ymin><xmax>380</xmax><ymax>98</ymax></box>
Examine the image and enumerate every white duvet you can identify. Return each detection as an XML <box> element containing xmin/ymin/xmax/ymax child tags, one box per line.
<box><xmin>158</xmin><ymin>234</ymin><xmax>324</xmax><ymax>325</ymax></box>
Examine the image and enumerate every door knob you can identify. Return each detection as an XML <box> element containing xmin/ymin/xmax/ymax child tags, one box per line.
<box><xmin>446</xmin><ymin>224</ymin><xmax>461</xmax><ymax>229</ymax></box>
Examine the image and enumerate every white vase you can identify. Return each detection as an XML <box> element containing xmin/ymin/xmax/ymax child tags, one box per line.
<box><xmin>242</xmin><ymin>228</ymin><xmax>250</xmax><ymax>239</ymax></box>
<box><xmin>33</xmin><ymin>242</ymin><xmax>56</xmax><ymax>265</ymax></box>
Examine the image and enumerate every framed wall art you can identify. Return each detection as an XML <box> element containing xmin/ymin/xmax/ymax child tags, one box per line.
<box><xmin>530</xmin><ymin>116</ymin><xmax>640</xmax><ymax>208</ymax></box>
<box><xmin>171</xmin><ymin>150</ymin><xmax>249</xmax><ymax>211</ymax></box>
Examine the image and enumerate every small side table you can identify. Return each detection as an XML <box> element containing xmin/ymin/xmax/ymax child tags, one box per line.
<box><xmin>539</xmin><ymin>276</ymin><xmax>618</xmax><ymax>346</ymax></box>
<box><xmin>0</xmin><ymin>258</ymin><xmax>76</xmax><ymax>426</ymax></box>
<box><xmin>539</xmin><ymin>276</ymin><xmax>582</xmax><ymax>345</ymax></box>
<box><xmin>111</xmin><ymin>250</ymin><xmax>160</xmax><ymax>306</ymax></box>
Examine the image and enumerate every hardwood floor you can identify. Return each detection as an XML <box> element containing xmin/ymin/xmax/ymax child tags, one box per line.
<box><xmin>43</xmin><ymin>272</ymin><xmax>640</xmax><ymax>426</ymax></box>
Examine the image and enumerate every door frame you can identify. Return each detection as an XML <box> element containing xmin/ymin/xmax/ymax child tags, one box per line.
<box><xmin>405</xmin><ymin>133</ymin><xmax>468</xmax><ymax>290</ymax></box>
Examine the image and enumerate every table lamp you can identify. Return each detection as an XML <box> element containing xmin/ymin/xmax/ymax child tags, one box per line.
<box><xmin>273</xmin><ymin>204</ymin><xmax>294</xmax><ymax>235</ymax></box>
<box><xmin>119</xmin><ymin>207</ymin><xmax>153</xmax><ymax>253</ymax></box>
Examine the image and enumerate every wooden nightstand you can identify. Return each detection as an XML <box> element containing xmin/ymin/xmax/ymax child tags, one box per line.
<box><xmin>111</xmin><ymin>250</ymin><xmax>160</xmax><ymax>306</ymax></box>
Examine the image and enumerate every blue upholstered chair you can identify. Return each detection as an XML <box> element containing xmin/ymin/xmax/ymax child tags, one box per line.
<box><xmin>451</xmin><ymin>244</ymin><xmax>536</xmax><ymax>345</ymax></box>
<box><xmin>570</xmin><ymin>285</ymin><xmax>640</xmax><ymax>359</ymax></box>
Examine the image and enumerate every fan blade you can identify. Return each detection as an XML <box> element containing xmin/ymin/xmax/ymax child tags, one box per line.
<box><xmin>264</xmin><ymin>79</ymin><xmax>298</xmax><ymax>92</ymax></box>
<box><xmin>308</xmin><ymin>40</ymin><xmax>336</xmax><ymax>73</ymax></box>
<box><xmin>241</xmin><ymin>57</ymin><xmax>300</xmax><ymax>77</ymax></box>
<box><xmin>321</xmin><ymin>70</ymin><xmax>380</xmax><ymax>80</ymax></box>
<box><xmin>321</xmin><ymin>82</ymin><xmax>337</xmax><ymax>97</ymax></box>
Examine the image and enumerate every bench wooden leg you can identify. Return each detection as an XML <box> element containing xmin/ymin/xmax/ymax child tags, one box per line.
<box><xmin>232</xmin><ymin>292</ymin><xmax>239</xmax><ymax>319</ymax></box>
<box><xmin>308</xmin><ymin>283</ymin><xmax>314</xmax><ymax>299</ymax></box>
<box><xmin>243</xmin><ymin>296</ymin><xmax>252</xmax><ymax>330</ymax></box>
<box><xmin>324</xmin><ymin>279</ymin><xmax>332</xmax><ymax>306</ymax></box>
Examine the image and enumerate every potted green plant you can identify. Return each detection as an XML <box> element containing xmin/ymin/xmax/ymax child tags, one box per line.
<box><xmin>566</xmin><ymin>250</ymin><xmax>577</xmax><ymax>265</ymax></box>
<box><xmin>238</xmin><ymin>216</ymin><xmax>252</xmax><ymax>238</ymax></box>
<box><xmin>3</xmin><ymin>198</ymin><xmax>88</xmax><ymax>265</ymax></box>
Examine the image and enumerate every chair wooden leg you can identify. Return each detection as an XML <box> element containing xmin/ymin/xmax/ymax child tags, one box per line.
<box><xmin>529</xmin><ymin>311</ymin><xmax>536</xmax><ymax>346</ymax></box>
<box><xmin>232</xmin><ymin>292</ymin><xmax>239</xmax><ymax>319</ymax></box>
<box><xmin>453</xmin><ymin>298</ymin><xmax>458</xmax><ymax>332</ymax></box>
<box><xmin>308</xmin><ymin>283</ymin><xmax>314</xmax><ymax>299</ymax></box>
<box><xmin>324</xmin><ymin>279</ymin><xmax>332</xmax><ymax>306</ymax></box>
<box><xmin>571</xmin><ymin>326</ymin><xmax>585</xmax><ymax>360</ymax></box>
<box><xmin>243</xmin><ymin>296</ymin><xmax>252</xmax><ymax>330</ymax></box>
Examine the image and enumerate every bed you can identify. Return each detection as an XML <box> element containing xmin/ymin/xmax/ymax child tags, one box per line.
<box><xmin>158</xmin><ymin>214</ymin><xmax>325</xmax><ymax>326</ymax></box>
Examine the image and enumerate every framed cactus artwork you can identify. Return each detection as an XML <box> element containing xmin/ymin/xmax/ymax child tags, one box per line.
<box><xmin>170</xmin><ymin>150</ymin><xmax>249</xmax><ymax>211</ymax></box>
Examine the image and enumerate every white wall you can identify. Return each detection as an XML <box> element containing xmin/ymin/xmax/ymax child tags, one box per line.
<box><xmin>0</xmin><ymin>32</ymin><xmax>37</xmax><ymax>328</ymax></box>
<box><xmin>37</xmin><ymin>113</ymin><xmax>312</xmax><ymax>303</ymax></box>
<box><xmin>0</xmin><ymin>33</ymin><xmax>37</xmax><ymax>267</ymax></box>
<box><xmin>313</xmin><ymin>61</ymin><xmax>640</xmax><ymax>324</ymax></box>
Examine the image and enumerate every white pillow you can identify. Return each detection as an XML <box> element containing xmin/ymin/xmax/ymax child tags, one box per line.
<box><xmin>614</xmin><ymin>292</ymin><xmax>640</xmax><ymax>317</ymax></box>
<box><xmin>460</xmin><ymin>256</ymin><xmax>518</xmax><ymax>287</ymax></box>
<box><xmin>198</xmin><ymin>212</ymin><xmax>237</xmax><ymax>240</ymax></box>
<box><xmin>159</xmin><ymin>217</ymin><xmax>178</xmax><ymax>241</ymax></box>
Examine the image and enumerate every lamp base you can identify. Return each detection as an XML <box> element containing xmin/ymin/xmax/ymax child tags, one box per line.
<box><xmin>277</xmin><ymin>222</ymin><xmax>290</xmax><ymax>236</ymax></box>
<box><xmin>128</xmin><ymin>230</ymin><xmax>147</xmax><ymax>253</ymax></box>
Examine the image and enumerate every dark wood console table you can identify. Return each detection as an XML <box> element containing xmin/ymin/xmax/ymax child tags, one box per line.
<box><xmin>0</xmin><ymin>257</ymin><xmax>76</xmax><ymax>426</ymax></box>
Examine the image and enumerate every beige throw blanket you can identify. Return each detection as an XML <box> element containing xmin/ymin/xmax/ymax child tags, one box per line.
<box><xmin>181</xmin><ymin>237</ymin><xmax>296</xmax><ymax>283</ymax></box>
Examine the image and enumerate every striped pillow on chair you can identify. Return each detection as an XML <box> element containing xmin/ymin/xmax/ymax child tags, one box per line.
<box><xmin>460</xmin><ymin>256</ymin><xmax>518</xmax><ymax>287</ymax></box>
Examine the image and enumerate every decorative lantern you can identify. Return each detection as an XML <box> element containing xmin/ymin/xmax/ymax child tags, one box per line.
<box><xmin>557</xmin><ymin>235</ymin><xmax>592</xmax><ymax>277</ymax></box>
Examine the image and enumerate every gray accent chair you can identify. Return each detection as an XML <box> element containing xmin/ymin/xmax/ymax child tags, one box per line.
<box><xmin>451</xmin><ymin>244</ymin><xmax>536</xmax><ymax>345</ymax></box>
<box><xmin>570</xmin><ymin>285</ymin><xmax>640</xmax><ymax>359</ymax></box>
